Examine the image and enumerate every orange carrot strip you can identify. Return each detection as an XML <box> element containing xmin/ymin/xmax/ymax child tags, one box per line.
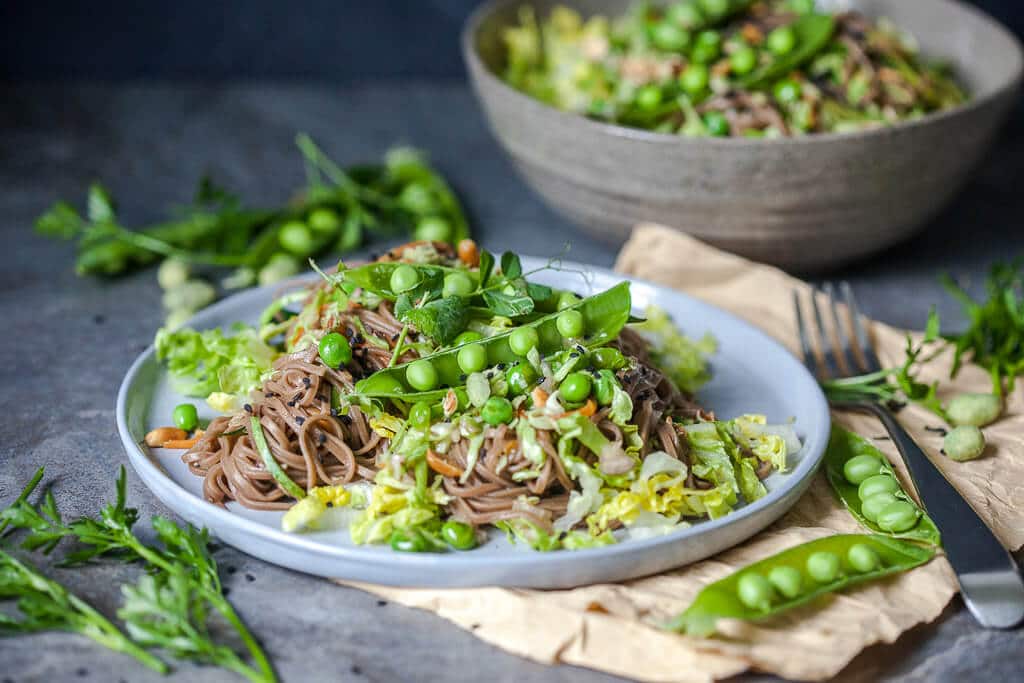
<box><xmin>427</xmin><ymin>449</ymin><xmax>463</xmax><ymax>478</ymax></box>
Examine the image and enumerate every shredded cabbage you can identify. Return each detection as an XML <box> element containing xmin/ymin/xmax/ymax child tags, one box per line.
<box><xmin>154</xmin><ymin>324</ymin><xmax>278</xmax><ymax>399</ymax></box>
<box><xmin>631</xmin><ymin>306</ymin><xmax>716</xmax><ymax>393</ymax></box>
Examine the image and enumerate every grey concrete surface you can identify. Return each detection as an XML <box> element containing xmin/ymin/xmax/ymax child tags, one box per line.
<box><xmin>1</xmin><ymin>82</ymin><xmax>1022</xmax><ymax>683</ymax></box>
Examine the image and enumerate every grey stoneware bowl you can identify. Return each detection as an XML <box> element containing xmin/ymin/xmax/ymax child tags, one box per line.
<box><xmin>462</xmin><ymin>0</ymin><xmax>1023</xmax><ymax>270</ymax></box>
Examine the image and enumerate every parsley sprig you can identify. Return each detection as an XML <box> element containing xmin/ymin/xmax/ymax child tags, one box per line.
<box><xmin>1</xmin><ymin>467</ymin><xmax>275</xmax><ymax>682</ymax></box>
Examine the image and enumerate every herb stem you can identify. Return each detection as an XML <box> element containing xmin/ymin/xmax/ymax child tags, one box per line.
<box><xmin>388</xmin><ymin>325</ymin><xmax>410</xmax><ymax>368</ymax></box>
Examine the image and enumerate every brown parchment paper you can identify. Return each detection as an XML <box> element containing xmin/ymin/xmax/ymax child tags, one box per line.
<box><xmin>342</xmin><ymin>225</ymin><xmax>1024</xmax><ymax>682</ymax></box>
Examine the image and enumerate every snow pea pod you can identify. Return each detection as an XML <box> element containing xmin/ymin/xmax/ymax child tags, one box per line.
<box><xmin>668</xmin><ymin>534</ymin><xmax>935</xmax><ymax>636</ymax></box>
<box><xmin>741</xmin><ymin>14</ymin><xmax>836</xmax><ymax>89</ymax></box>
<box><xmin>824</xmin><ymin>427</ymin><xmax>941</xmax><ymax>545</ymax></box>
<box><xmin>354</xmin><ymin>282</ymin><xmax>631</xmax><ymax>399</ymax></box>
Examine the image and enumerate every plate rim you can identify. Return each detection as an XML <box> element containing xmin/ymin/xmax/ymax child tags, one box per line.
<box><xmin>116</xmin><ymin>256</ymin><xmax>831</xmax><ymax>578</ymax></box>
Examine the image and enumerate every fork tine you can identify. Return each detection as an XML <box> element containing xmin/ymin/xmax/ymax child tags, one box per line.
<box><xmin>824</xmin><ymin>282</ymin><xmax>859</xmax><ymax>375</ymax></box>
<box><xmin>841</xmin><ymin>281</ymin><xmax>883</xmax><ymax>373</ymax></box>
<box><xmin>810</xmin><ymin>287</ymin><xmax>843</xmax><ymax>380</ymax></box>
<box><xmin>792</xmin><ymin>290</ymin><xmax>818</xmax><ymax>376</ymax></box>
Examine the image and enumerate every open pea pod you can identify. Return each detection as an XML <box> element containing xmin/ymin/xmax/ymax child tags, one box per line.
<box><xmin>341</xmin><ymin>262</ymin><xmax>477</xmax><ymax>300</ymax></box>
<box><xmin>825</xmin><ymin>426</ymin><xmax>941</xmax><ymax>545</ymax></box>
<box><xmin>740</xmin><ymin>14</ymin><xmax>836</xmax><ymax>88</ymax></box>
<box><xmin>668</xmin><ymin>534</ymin><xmax>936</xmax><ymax>637</ymax></box>
<box><xmin>354</xmin><ymin>282</ymin><xmax>631</xmax><ymax>398</ymax></box>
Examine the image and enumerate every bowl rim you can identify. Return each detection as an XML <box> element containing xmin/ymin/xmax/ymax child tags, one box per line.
<box><xmin>461</xmin><ymin>0</ymin><xmax>1024</xmax><ymax>147</ymax></box>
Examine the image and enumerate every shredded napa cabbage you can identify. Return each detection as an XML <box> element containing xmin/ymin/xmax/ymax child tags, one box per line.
<box><xmin>631</xmin><ymin>306</ymin><xmax>716</xmax><ymax>394</ymax></box>
<box><xmin>154</xmin><ymin>324</ymin><xmax>278</xmax><ymax>401</ymax></box>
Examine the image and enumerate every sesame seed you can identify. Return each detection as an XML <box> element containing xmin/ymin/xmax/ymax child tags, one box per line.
<box><xmin>244</xmin><ymin>404</ymin><xmax>253</xmax><ymax>413</ymax></box>
<box><xmin>296</xmin><ymin>416</ymin><xmax>305</xmax><ymax>425</ymax></box>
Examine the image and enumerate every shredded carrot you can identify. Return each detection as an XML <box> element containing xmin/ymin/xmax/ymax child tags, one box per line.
<box><xmin>531</xmin><ymin>386</ymin><xmax>548</xmax><ymax>407</ymax></box>
<box><xmin>162</xmin><ymin>437</ymin><xmax>199</xmax><ymax>449</ymax></box>
<box><xmin>426</xmin><ymin>449</ymin><xmax>463</xmax><ymax>478</ymax></box>
<box><xmin>502</xmin><ymin>439</ymin><xmax>520</xmax><ymax>455</ymax></box>
<box><xmin>561</xmin><ymin>398</ymin><xmax>597</xmax><ymax>418</ymax></box>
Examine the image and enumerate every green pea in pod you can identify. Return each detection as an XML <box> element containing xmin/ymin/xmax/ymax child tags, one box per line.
<box><xmin>668</xmin><ymin>534</ymin><xmax>936</xmax><ymax>637</ymax></box>
<box><xmin>824</xmin><ymin>427</ymin><xmax>940</xmax><ymax>545</ymax></box>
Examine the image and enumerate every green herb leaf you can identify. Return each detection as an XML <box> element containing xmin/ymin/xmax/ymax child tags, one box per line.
<box><xmin>500</xmin><ymin>251</ymin><xmax>522</xmax><ymax>279</ymax></box>
<box><xmin>482</xmin><ymin>288</ymin><xmax>535</xmax><ymax>317</ymax></box>
<box><xmin>478</xmin><ymin>250</ymin><xmax>495</xmax><ymax>287</ymax></box>
<box><xmin>398</xmin><ymin>296</ymin><xmax>470</xmax><ymax>345</ymax></box>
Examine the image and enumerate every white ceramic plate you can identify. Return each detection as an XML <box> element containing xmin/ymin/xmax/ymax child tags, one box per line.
<box><xmin>117</xmin><ymin>257</ymin><xmax>830</xmax><ymax>588</ymax></box>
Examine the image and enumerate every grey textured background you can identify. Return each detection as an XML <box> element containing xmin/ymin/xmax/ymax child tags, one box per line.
<box><xmin>1</xmin><ymin>82</ymin><xmax>1023</xmax><ymax>682</ymax></box>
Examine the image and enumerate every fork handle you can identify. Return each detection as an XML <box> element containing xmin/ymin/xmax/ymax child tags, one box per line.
<box><xmin>854</xmin><ymin>401</ymin><xmax>1024</xmax><ymax>628</ymax></box>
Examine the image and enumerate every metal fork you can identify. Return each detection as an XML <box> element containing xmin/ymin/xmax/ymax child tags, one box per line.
<box><xmin>794</xmin><ymin>282</ymin><xmax>1024</xmax><ymax>629</ymax></box>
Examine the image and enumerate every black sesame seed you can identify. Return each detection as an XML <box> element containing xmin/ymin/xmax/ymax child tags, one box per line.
<box><xmin>496</xmin><ymin>363</ymin><xmax>506</xmax><ymax>371</ymax></box>
<box><xmin>569</xmin><ymin>351</ymin><xmax>580</xmax><ymax>359</ymax></box>
<box><xmin>244</xmin><ymin>403</ymin><xmax>253</xmax><ymax>413</ymax></box>
<box><xmin>302</xmin><ymin>377</ymin><xmax>311</xmax><ymax>387</ymax></box>
<box><xmin>391</xmin><ymin>333</ymin><xmax>400</xmax><ymax>342</ymax></box>
<box><xmin>287</xmin><ymin>401</ymin><xmax>296</xmax><ymax>407</ymax></box>
<box><xmin>340</xmin><ymin>414</ymin><xmax>353</xmax><ymax>425</ymax></box>
<box><xmin>293</xmin><ymin>392</ymin><xmax>303</xmax><ymax>402</ymax></box>
<box><xmin>245</xmin><ymin>573</ymin><xmax>255</xmax><ymax>582</ymax></box>
<box><xmin>296</xmin><ymin>416</ymin><xmax>305</xmax><ymax>426</ymax></box>
<box><xmin>377</xmin><ymin>599</ymin><xmax>387</xmax><ymax>606</ymax></box>
<box><xmin>459</xmin><ymin>374</ymin><xmax>467</xmax><ymax>382</ymax></box>
<box><xmin>319</xmin><ymin>433</ymin><xmax>327</xmax><ymax>445</ymax></box>
<box><xmin>226</xmin><ymin>565</ymin><xmax>237</xmax><ymax>574</ymax></box>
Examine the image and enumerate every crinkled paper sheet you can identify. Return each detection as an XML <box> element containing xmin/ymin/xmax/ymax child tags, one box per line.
<box><xmin>341</xmin><ymin>225</ymin><xmax>1024</xmax><ymax>681</ymax></box>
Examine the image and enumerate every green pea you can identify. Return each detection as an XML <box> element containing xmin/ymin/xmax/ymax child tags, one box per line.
<box><xmin>767</xmin><ymin>25</ymin><xmax>797</xmax><ymax>55</ymax></box>
<box><xmin>406</xmin><ymin>359</ymin><xmax>439</xmax><ymax>391</ymax></box>
<box><xmin>773</xmin><ymin>79</ymin><xmax>802</xmax><ymax>104</ymax></box>
<box><xmin>736</xmin><ymin>572</ymin><xmax>775</xmax><ymax>611</ymax></box>
<box><xmin>318</xmin><ymin>332</ymin><xmax>352</xmax><ymax>368</ymax></box>
<box><xmin>730</xmin><ymin>46</ymin><xmax>758</xmax><ymax>75</ymax></box>
<box><xmin>157</xmin><ymin>258</ymin><xmax>190</xmax><ymax>290</ymax></box>
<box><xmin>556</xmin><ymin>309</ymin><xmax>585</xmax><ymax>338</ymax></box>
<box><xmin>443</xmin><ymin>272</ymin><xmax>475</xmax><ymax>298</ymax></box>
<box><xmin>560</xmin><ymin>372</ymin><xmax>593</xmax><ymax>403</ymax></box>
<box><xmin>876</xmin><ymin>501</ymin><xmax>920</xmax><ymax>533</ymax></box>
<box><xmin>457</xmin><ymin>343</ymin><xmax>488</xmax><ymax>374</ymax></box>
<box><xmin>592</xmin><ymin>347</ymin><xmax>627</xmax><ymax>370</ymax></box>
<box><xmin>636</xmin><ymin>84</ymin><xmax>663</xmax><ymax>111</ymax></box>
<box><xmin>481</xmin><ymin>396</ymin><xmax>514</xmax><ymax>426</ymax></box>
<box><xmin>409</xmin><ymin>401</ymin><xmax>433</xmax><ymax>430</ymax></box>
<box><xmin>943</xmin><ymin>425</ymin><xmax>986</xmax><ymax>462</ymax></box>
<box><xmin>557</xmin><ymin>291</ymin><xmax>581</xmax><ymax>311</ymax></box>
<box><xmin>703</xmin><ymin>111</ymin><xmax>730</xmax><ymax>136</ymax></box>
<box><xmin>860</xmin><ymin>492</ymin><xmax>898</xmax><ymax>523</ymax></box>
<box><xmin>667</xmin><ymin>2</ymin><xmax>703</xmax><ymax>29</ymax></box>
<box><xmin>858</xmin><ymin>474</ymin><xmax>900</xmax><ymax>501</ymax></box>
<box><xmin>651</xmin><ymin>22</ymin><xmax>690</xmax><ymax>52</ymax></box>
<box><xmin>454</xmin><ymin>330</ymin><xmax>483</xmax><ymax>346</ymax></box>
<box><xmin>767</xmin><ymin>565</ymin><xmax>803</xmax><ymax>599</ymax></box>
<box><xmin>690</xmin><ymin>30</ymin><xmax>721</xmax><ymax>65</ymax></box>
<box><xmin>509</xmin><ymin>327</ymin><xmax>539</xmax><ymax>356</ymax></box>
<box><xmin>945</xmin><ymin>393</ymin><xmax>1002</xmax><ymax>427</ymax></box>
<box><xmin>414</xmin><ymin>216</ymin><xmax>452</xmax><ymax>243</ymax></box>
<box><xmin>698</xmin><ymin>0</ymin><xmax>728</xmax><ymax>19</ymax></box>
<box><xmin>279</xmin><ymin>220</ymin><xmax>315</xmax><ymax>256</ymax></box>
<box><xmin>441</xmin><ymin>520</ymin><xmax>478</xmax><ymax>550</ymax></box>
<box><xmin>806</xmin><ymin>551</ymin><xmax>841</xmax><ymax>583</ymax></box>
<box><xmin>398</xmin><ymin>182</ymin><xmax>438</xmax><ymax>215</ymax></box>
<box><xmin>308</xmin><ymin>208</ymin><xmax>341</xmax><ymax>235</ymax></box>
<box><xmin>847</xmin><ymin>544</ymin><xmax>880</xmax><ymax>573</ymax></box>
<box><xmin>843</xmin><ymin>454</ymin><xmax>882</xmax><ymax>485</ymax></box>
<box><xmin>371</xmin><ymin>375</ymin><xmax>405</xmax><ymax>395</ymax></box>
<box><xmin>593</xmin><ymin>370</ymin><xmax>617</xmax><ymax>406</ymax></box>
<box><xmin>389</xmin><ymin>264</ymin><xmax>421</xmax><ymax>293</ymax></box>
<box><xmin>389</xmin><ymin>529</ymin><xmax>427</xmax><ymax>553</ymax></box>
<box><xmin>506</xmin><ymin>362</ymin><xmax>539</xmax><ymax>396</ymax></box>
<box><xmin>172</xmin><ymin>403</ymin><xmax>198</xmax><ymax>432</ymax></box>
<box><xmin>680</xmin><ymin>63</ymin><xmax>709</xmax><ymax>95</ymax></box>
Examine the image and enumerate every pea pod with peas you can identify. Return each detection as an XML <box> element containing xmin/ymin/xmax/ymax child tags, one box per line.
<box><xmin>824</xmin><ymin>427</ymin><xmax>941</xmax><ymax>545</ymax></box>
<box><xmin>352</xmin><ymin>282</ymin><xmax>632</xmax><ymax>401</ymax></box>
<box><xmin>668</xmin><ymin>534</ymin><xmax>936</xmax><ymax>636</ymax></box>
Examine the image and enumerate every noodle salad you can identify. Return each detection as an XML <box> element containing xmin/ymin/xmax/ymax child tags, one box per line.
<box><xmin>154</xmin><ymin>240</ymin><xmax>800</xmax><ymax>552</ymax></box>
